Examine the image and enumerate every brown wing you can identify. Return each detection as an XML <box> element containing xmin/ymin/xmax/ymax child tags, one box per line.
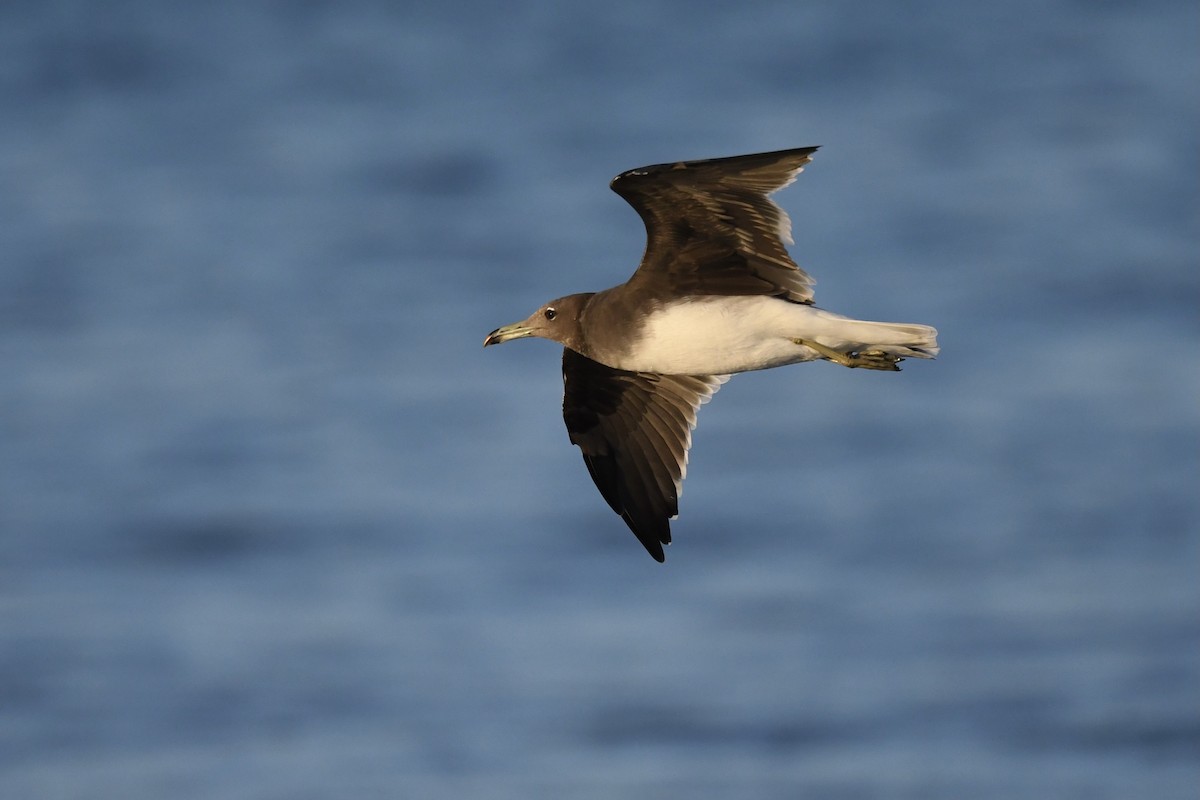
<box><xmin>561</xmin><ymin>348</ymin><xmax>727</xmax><ymax>562</ymax></box>
<box><xmin>610</xmin><ymin>146</ymin><xmax>820</xmax><ymax>303</ymax></box>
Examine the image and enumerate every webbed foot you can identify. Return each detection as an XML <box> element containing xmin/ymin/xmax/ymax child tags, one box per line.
<box><xmin>792</xmin><ymin>338</ymin><xmax>904</xmax><ymax>371</ymax></box>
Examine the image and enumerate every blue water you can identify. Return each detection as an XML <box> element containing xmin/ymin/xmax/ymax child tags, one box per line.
<box><xmin>2</xmin><ymin>1</ymin><xmax>1197</xmax><ymax>797</ymax></box>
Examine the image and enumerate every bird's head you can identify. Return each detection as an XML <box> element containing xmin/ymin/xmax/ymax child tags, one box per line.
<box><xmin>484</xmin><ymin>293</ymin><xmax>592</xmax><ymax>350</ymax></box>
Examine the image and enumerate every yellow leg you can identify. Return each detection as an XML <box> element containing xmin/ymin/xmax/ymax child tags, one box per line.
<box><xmin>792</xmin><ymin>338</ymin><xmax>903</xmax><ymax>371</ymax></box>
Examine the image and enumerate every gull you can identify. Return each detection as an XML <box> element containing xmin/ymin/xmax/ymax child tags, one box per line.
<box><xmin>485</xmin><ymin>147</ymin><xmax>938</xmax><ymax>561</ymax></box>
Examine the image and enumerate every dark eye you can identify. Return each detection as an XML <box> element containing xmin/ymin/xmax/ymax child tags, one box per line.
<box><xmin>543</xmin><ymin>307</ymin><xmax>557</xmax><ymax>321</ymax></box>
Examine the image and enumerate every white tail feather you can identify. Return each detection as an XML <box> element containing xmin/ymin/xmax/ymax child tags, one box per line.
<box><xmin>808</xmin><ymin>314</ymin><xmax>939</xmax><ymax>359</ymax></box>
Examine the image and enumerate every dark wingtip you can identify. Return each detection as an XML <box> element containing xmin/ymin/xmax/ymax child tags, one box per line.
<box><xmin>628</xmin><ymin>518</ymin><xmax>669</xmax><ymax>562</ymax></box>
<box><xmin>643</xmin><ymin>534</ymin><xmax>668</xmax><ymax>563</ymax></box>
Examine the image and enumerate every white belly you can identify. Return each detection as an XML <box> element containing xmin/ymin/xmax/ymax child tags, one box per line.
<box><xmin>612</xmin><ymin>296</ymin><xmax>847</xmax><ymax>375</ymax></box>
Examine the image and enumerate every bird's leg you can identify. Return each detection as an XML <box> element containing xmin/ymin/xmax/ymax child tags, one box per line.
<box><xmin>792</xmin><ymin>338</ymin><xmax>903</xmax><ymax>371</ymax></box>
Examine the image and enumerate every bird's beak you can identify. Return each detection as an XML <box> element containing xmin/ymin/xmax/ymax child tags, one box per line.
<box><xmin>483</xmin><ymin>322</ymin><xmax>535</xmax><ymax>347</ymax></box>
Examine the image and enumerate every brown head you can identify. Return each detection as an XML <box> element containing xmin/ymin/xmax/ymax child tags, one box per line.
<box><xmin>484</xmin><ymin>293</ymin><xmax>593</xmax><ymax>352</ymax></box>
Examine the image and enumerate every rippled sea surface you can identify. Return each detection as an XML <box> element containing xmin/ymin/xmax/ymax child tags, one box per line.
<box><xmin>2</xmin><ymin>1</ymin><xmax>1197</xmax><ymax>797</ymax></box>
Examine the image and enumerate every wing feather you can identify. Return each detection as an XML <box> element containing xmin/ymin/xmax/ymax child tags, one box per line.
<box><xmin>610</xmin><ymin>146</ymin><xmax>819</xmax><ymax>303</ymax></box>
<box><xmin>562</xmin><ymin>348</ymin><xmax>726</xmax><ymax>561</ymax></box>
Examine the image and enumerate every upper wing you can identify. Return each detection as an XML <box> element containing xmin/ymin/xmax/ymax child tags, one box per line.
<box><xmin>562</xmin><ymin>348</ymin><xmax>727</xmax><ymax>562</ymax></box>
<box><xmin>610</xmin><ymin>146</ymin><xmax>819</xmax><ymax>303</ymax></box>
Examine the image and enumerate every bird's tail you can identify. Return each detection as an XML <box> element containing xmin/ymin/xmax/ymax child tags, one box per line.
<box><xmin>852</xmin><ymin>320</ymin><xmax>939</xmax><ymax>359</ymax></box>
<box><xmin>807</xmin><ymin>312</ymin><xmax>940</xmax><ymax>360</ymax></box>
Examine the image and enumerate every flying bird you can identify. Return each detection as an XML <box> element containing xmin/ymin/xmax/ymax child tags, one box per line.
<box><xmin>484</xmin><ymin>147</ymin><xmax>938</xmax><ymax>561</ymax></box>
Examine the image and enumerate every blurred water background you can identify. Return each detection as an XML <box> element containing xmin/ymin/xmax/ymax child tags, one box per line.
<box><xmin>2</xmin><ymin>1</ymin><xmax>1197</xmax><ymax>798</ymax></box>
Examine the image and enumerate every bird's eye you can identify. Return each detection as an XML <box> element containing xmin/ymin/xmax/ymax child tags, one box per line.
<box><xmin>544</xmin><ymin>307</ymin><xmax>557</xmax><ymax>321</ymax></box>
